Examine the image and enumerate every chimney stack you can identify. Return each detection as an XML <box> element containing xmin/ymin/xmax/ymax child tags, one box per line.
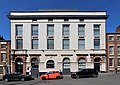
<box><xmin>116</xmin><ymin>25</ymin><xmax>120</xmax><ymax>33</ymax></box>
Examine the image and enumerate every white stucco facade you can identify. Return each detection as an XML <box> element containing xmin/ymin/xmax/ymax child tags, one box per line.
<box><xmin>9</xmin><ymin>10</ymin><xmax>108</xmax><ymax>75</ymax></box>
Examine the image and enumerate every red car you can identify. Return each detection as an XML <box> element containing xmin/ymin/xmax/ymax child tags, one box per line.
<box><xmin>40</xmin><ymin>71</ymin><xmax>63</xmax><ymax>80</ymax></box>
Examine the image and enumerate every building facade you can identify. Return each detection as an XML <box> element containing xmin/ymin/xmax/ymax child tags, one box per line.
<box><xmin>0</xmin><ymin>37</ymin><xmax>11</xmax><ymax>79</ymax></box>
<box><xmin>8</xmin><ymin>10</ymin><xmax>108</xmax><ymax>77</ymax></box>
<box><xmin>106</xmin><ymin>26</ymin><xmax>120</xmax><ymax>72</ymax></box>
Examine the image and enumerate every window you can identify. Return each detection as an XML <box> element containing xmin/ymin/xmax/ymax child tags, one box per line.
<box><xmin>63</xmin><ymin>25</ymin><xmax>69</xmax><ymax>36</ymax></box>
<box><xmin>1</xmin><ymin>44</ymin><xmax>6</xmax><ymax>49</ymax></box>
<box><xmin>0</xmin><ymin>66</ymin><xmax>3</xmax><ymax>74</ymax></box>
<box><xmin>78</xmin><ymin>58</ymin><xmax>86</xmax><ymax>70</ymax></box>
<box><xmin>109</xmin><ymin>58</ymin><xmax>114</xmax><ymax>66</ymax></box>
<box><xmin>109</xmin><ymin>46</ymin><xmax>114</xmax><ymax>54</ymax></box>
<box><xmin>63</xmin><ymin>58</ymin><xmax>70</xmax><ymax>69</ymax></box>
<box><xmin>94</xmin><ymin>25</ymin><xmax>100</xmax><ymax>37</ymax></box>
<box><xmin>109</xmin><ymin>36</ymin><xmax>114</xmax><ymax>40</ymax></box>
<box><xmin>118</xmin><ymin>46</ymin><xmax>120</xmax><ymax>54</ymax></box>
<box><xmin>32</xmin><ymin>39</ymin><xmax>38</xmax><ymax>49</ymax></box>
<box><xmin>63</xmin><ymin>39</ymin><xmax>69</xmax><ymax>49</ymax></box>
<box><xmin>117</xmin><ymin>36</ymin><xmax>120</xmax><ymax>40</ymax></box>
<box><xmin>31</xmin><ymin>25</ymin><xmax>38</xmax><ymax>36</ymax></box>
<box><xmin>16</xmin><ymin>39</ymin><xmax>23</xmax><ymax>49</ymax></box>
<box><xmin>16</xmin><ymin>25</ymin><xmax>23</xmax><ymax>36</ymax></box>
<box><xmin>47</xmin><ymin>39</ymin><xmax>54</xmax><ymax>49</ymax></box>
<box><xmin>1</xmin><ymin>53</ymin><xmax>6</xmax><ymax>61</ymax></box>
<box><xmin>78</xmin><ymin>39</ymin><xmax>85</xmax><ymax>49</ymax></box>
<box><xmin>118</xmin><ymin>58</ymin><xmax>120</xmax><ymax>66</ymax></box>
<box><xmin>46</xmin><ymin>60</ymin><xmax>54</xmax><ymax>68</ymax></box>
<box><xmin>47</xmin><ymin>25</ymin><xmax>54</xmax><ymax>36</ymax></box>
<box><xmin>94</xmin><ymin>39</ymin><xmax>100</xmax><ymax>49</ymax></box>
<box><xmin>78</xmin><ymin>25</ymin><xmax>85</xmax><ymax>36</ymax></box>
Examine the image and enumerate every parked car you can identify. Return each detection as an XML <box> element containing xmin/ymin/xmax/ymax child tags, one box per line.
<box><xmin>40</xmin><ymin>71</ymin><xmax>63</xmax><ymax>80</ymax></box>
<box><xmin>3</xmin><ymin>72</ymin><xmax>33</xmax><ymax>82</ymax></box>
<box><xmin>71</xmin><ymin>68</ymin><xmax>98</xmax><ymax>79</ymax></box>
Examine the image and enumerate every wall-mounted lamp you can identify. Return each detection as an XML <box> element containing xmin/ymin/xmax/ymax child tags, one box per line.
<box><xmin>42</xmin><ymin>49</ymin><xmax>44</xmax><ymax>52</ymax></box>
<box><xmin>74</xmin><ymin>50</ymin><xmax>76</xmax><ymax>52</ymax></box>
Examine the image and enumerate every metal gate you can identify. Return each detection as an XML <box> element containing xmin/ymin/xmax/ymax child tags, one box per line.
<box><xmin>31</xmin><ymin>58</ymin><xmax>39</xmax><ymax>78</ymax></box>
<box><xmin>94</xmin><ymin>58</ymin><xmax>101</xmax><ymax>72</ymax></box>
<box><xmin>63</xmin><ymin>58</ymin><xmax>70</xmax><ymax>75</ymax></box>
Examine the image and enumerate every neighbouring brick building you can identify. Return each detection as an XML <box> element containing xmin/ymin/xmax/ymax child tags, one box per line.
<box><xmin>106</xmin><ymin>25</ymin><xmax>120</xmax><ymax>72</ymax></box>
<box><xmin>0</xmin><ymin>36</ymin><xmax>11</xmax><ymax>79</ymax></box>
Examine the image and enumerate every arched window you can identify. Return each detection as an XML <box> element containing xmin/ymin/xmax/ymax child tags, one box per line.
<box><xmin>46</xmin><ymin>60</ymin><xmax>54</xmax><ymax>68</ymax></box>
<box><xmin>78</xmin><ymin>58</ymin><xmax>86</xmax><ymax>70</ymax></box>
<box><xmin>63</xmin><ymin>58</ymin><xmax>70</xmax><ymax>69</ymax></box>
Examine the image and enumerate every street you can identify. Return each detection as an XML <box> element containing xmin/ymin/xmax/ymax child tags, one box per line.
<box><xmin>0</xmin><ymin>73</ymin><xmax>120</xmax><ymax>85</ymax></box>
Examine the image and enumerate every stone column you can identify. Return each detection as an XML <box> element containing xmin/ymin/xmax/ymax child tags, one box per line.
<box><xmin>23</xmin><ymin>56</ymin><xmax>26</xmax><ymax>75</ymax></box>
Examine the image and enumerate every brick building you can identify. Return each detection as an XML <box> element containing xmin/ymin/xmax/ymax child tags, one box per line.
<box><xmin>106</xmin><ymin>26</ymin><xmax>120</xmax><ymax>72</ymax></box>
<box><xmin>0</xmin><ymin>36</ymin><xmax>11</xmax><ymax>79</ymax></box>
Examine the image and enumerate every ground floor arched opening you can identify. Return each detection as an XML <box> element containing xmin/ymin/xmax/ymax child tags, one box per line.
<box><xmin>63</xmin><ymin>58</ymin><xmax>70</xmax><ymax>75</ymax></box>
<box><xmin>94</xmin><ymin>58</ymin><xmax>101</xmax><ymax>72</ymax></box>
<box><xmin>31</xmin><ymin>58</ymin><xmax>39</xmax><ymax>78</ymax></box>
<box><xmin>15</xmin><ymin>58</ymin><xmax>23</xmax><ymax>73</ymax></box>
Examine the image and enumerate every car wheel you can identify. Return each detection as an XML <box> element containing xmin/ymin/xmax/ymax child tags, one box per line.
<box><xmin>76</xmin><ymin>75</ymin><xmax>80</xmax><ymax>79</ymax></box>
<box><xmin>42</xmin><ymin>77</ymin><xmax>46</xmax><ymax>80</ymax></box>
<box><xmin>4</xmin><ymin>78</ymin><xmax>9</xmax><ymax>82</ymax></box>
<box><xmin>92</xmin><ymin>74</ymin><xmax>97</xmax><ymax>78</ymax></box>
<box><xmin>21</xmin><ymin>78</ymin><xmax>25</xmax><ymax>81</ymax></box>
<box><xmin>56</xmin><ymin>76</ymin><xmax>60</xmax><ymax>79</ymax></box>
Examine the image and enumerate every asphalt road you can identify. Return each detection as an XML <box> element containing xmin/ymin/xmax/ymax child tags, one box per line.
<box><xmin>0</xmin><ymin>73</ymin><xmax>120</xmax><ymax>85</ymax></box>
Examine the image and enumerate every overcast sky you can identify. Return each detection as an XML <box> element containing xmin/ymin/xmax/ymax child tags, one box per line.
<box><xmin>0</xmin><ymin>0</ymin><xmax>120</xmax><ymax>39</ymax></box>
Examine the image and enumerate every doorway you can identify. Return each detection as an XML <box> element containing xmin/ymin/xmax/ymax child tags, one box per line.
<box><xmin>31</xmin><ymin>58</ymin><xmax>39</xmax><ymax>78</ymax></box>
<box><xmin>94</xmin><ymin>58</ymin><xmax>101</xmax><ymax>72</ymax></box>
<box><xmin>63</xmin><ymin>58</ymin><xmax>70</xmax><ymax>75</ymax></box>
<box><xmin>15</xmin><ymin>58</ymin><xmax>23</xmax><ymax>73</ymax></box>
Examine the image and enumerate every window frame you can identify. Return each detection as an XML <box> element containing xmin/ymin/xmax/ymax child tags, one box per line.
<box><xmin>31</xmin><ymin>25</ymin><xmax>38</xmax><ymax>36</ymax></box>
<box><xmin>62</xmin><ymin>25</ymin><xmax>69</xmax><ymax>36</ymax></box>
<box><xmin>16</xmin><ymin>25</ymin><xmax>23</xmax><ymax>36</ymax></box>
<box><xmin>1</xmin><ymin>53</ymin><xmax>6</xmax><ymax>61</ymax></box>
<box><xmin>109</xmin><ymin>36</ymin><xmax>114</xmax><ymax>41</ymax></box>
<box><xmin>63</xmin><ymin>39</ymin><xmax>69</xmax><ymax>49</ymax></box>
<box><xmin>94</xmin><ymin>39</ymin><xmax>100</xmax><ymax>49</ymax></box>
<box><xmin>1</xmin><ymin>44</ymin><xmax>6</xmax><ymax>49</ymax></box>
<box><xmin>109</xmin><ymin>46</ymin><xmax>114</xmax><ymax>55</ymax></box>
<box><xmin>47</xmin><ymin>25</ymin><xmax>54</xmax><ymax>36</ymax></box>
<box><xmin>32</xmin><ymin>39</ymin><xmax>38</xmax><ymax>49</ymax></box>
<box><xmin>78</xmin><ymin>39</ymin><xmax>85</xmax><ymax>49</ymax></box>
<box><xmin>47</xmin><ymin>39</ymin><xmax>54</xmax><ymax>49</ymax></box>
<box><xmin>16</xmin><ymin>39</ymin><xmax>23</xmax><ymax>49</ymax></box>
<box><xmin>109</xmin><ymin>58</ymin><xmax>114</xmax><ymax>66</ymax></box>
<box><xmin>78</xmin><ymin>58</ymin><xmax>86</xmax><ymax>70</ymax></box>
<box><xmin>78</xmin><ymin>25</ymin><xmax>85</xmax><ymax>36</ymax></box>
<box><xmin>46</xmin><ymin>60</ymin><xmax>55</xmax><ymax>68</ymax></box>
<box><xmin>94</xmin><ymin>25</ymin><xmax>100</xmax><ymax>37</ymax></box>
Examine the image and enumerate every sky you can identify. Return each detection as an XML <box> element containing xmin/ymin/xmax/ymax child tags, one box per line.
<box><xmin>0</xmin><ymin>0</ymin><xmax>120</xmax><ymax>40</ymax></box>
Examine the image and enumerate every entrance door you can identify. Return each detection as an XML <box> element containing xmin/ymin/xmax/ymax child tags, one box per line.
<box><xmin>63</xmin><ymin>58</ymin><xmax>70</xmax><ymax>75</ymax></box>
<box><xmin>15</xmin><ymin>58</ymin><xmax>23</xmax><ymax>73</ymax></box>
<box><xmin>31</xmin><ymin>58</ymin><xmax>39</xmax><ymax>78</ymax></box>
<box><xmin>94</xmin><ymin>58</ymin><xmax>101</xmax><ymax>72</ymax></box>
